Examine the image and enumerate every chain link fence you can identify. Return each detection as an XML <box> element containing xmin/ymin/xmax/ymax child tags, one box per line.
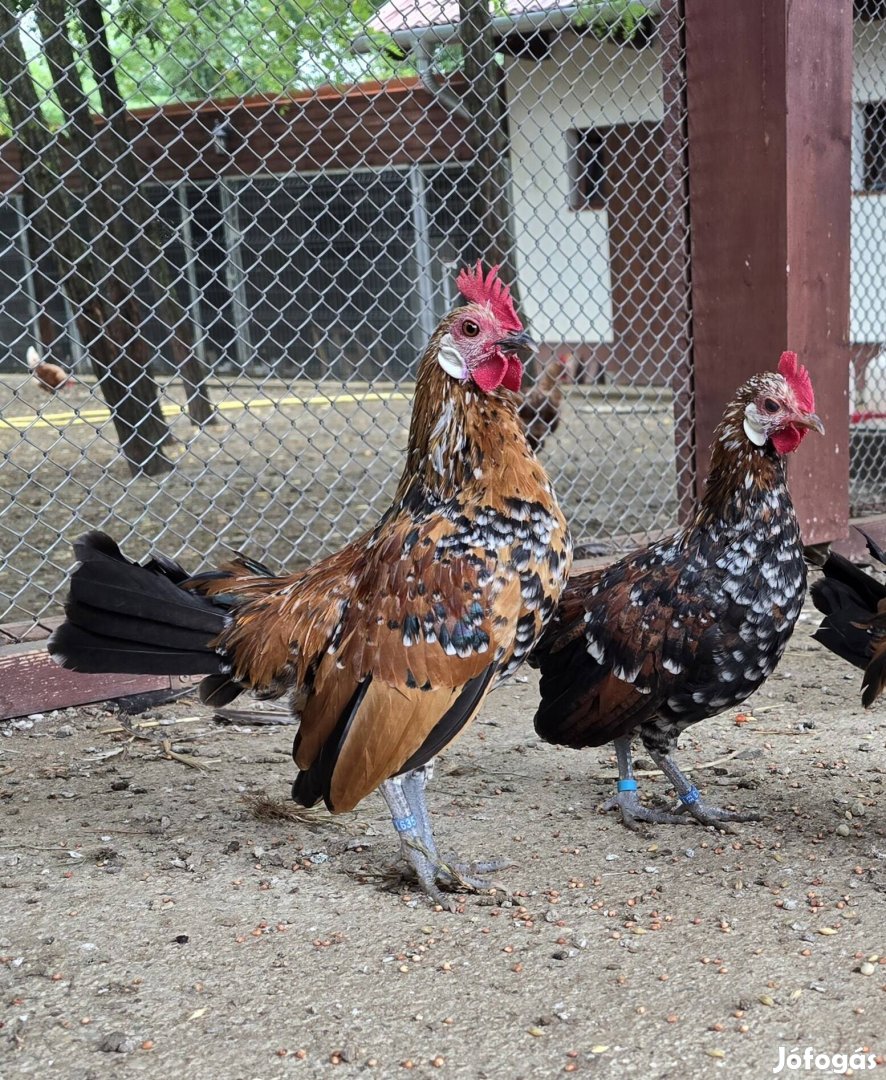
<box><xmin>0</xmin><ymin>0</ymin><xmax>693</xmax><ymax>632</ymax></box>
<box><xmin>852</xmin><ymin>12</ymin><xmax>886</xmax><ymax>517</ymax></box>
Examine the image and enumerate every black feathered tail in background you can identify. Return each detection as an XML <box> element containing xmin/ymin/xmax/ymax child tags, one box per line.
<box><xmin>810</xmin><ymin>529</ymin><xmax>886</xmax><ymax>707</ymax></box>
<box><xmin>48</xmin><ymin>531</ymin><xmax>231</xmax><ymax>681</ymax></box>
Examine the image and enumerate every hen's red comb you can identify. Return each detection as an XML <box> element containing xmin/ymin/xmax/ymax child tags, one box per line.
<box><xmin>456</xmin><ymin>261</ymin><xmax>523</xmax><ymax>331</ymax></box>
<box><xmin>777</xmin><ymin>352</ymin><xmax>812</xmax><ymax>410</ymax></box>
<box><xmin>778</xmin><ymin>350</ymin><xmax>815</xmax><ymax>412</ymax></box>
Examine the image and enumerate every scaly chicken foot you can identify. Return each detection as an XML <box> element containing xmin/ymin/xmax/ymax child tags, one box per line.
<box><xmin>649</xmin><ymin>750</ymin><xmax>761</xmax><ymax>830</ymax></box>
<box><xmin>403</xmin><ymin>763</ymin><xmax>510</xmax><ymax>884</ymax></box>
<box><xmin>381</xmin><ymin>768</ymin><xmax>508</xmax><ymax>907</ymax></box>
<box><xmin>602</xmin><ymin>736</ymin><xmax>686</xmax><ymax>828</ymax></box>
<box><xmin>602</xmin><ymin>790</ymin><xmax>687</xmax><ymax>829</ymax></box>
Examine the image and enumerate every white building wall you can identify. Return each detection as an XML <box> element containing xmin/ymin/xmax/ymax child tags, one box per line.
<box><xmin>851</xmin><ymin>22</ymin><xmax>886</xmax><ymax>347</ymax></box>
<box><xmin>503</xmin><ymin>36</ymin><xmax>663</xmax><ymax>343</ymax></box>
<box><xmin>504</xmin><ymin>26</ymin><xmax>881</xmax><ymax>348</ymax></box>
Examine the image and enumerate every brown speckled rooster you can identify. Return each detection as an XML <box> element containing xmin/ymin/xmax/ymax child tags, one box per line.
<box><xmin>531</xmin><ymin>353</ymin><xmax>823</xmax><ymax>830</ymax></box>
<box><xmin>49</xmin><ymin>262</ymin><xmax>572</xmax><ymax>907</ymax></box>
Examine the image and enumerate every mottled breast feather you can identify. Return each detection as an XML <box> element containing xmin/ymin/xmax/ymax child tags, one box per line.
<box><xmin>534</xmin><ymin>401</ymin><xmax>806</xmax><ymax>754</ymax></box>
<box><xmin>192</xmin><ymin>344</ymin><xmax>572</xmax><ymax>812</ymax></box>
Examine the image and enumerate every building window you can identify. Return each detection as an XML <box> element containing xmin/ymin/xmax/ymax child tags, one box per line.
<box><xmin>863</xmin><ymin>102</ymin><xmax>886</xmax><ymax>191</ymax></box>
<box><xmin>567</xmin><ymin>128</ymin><xmax>607</xmax><ymax>210</ymax></box>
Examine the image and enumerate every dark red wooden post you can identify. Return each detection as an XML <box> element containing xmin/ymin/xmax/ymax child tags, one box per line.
<box><xmin>684</xmin><ymin>0</ymin><xmax>852</xmax><ymax>545</ymax></box>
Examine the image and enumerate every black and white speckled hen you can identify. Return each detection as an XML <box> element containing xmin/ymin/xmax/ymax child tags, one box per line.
<box><xmin>48</xmin><ymin>262</ymin><xmax>572</xmax><ymax>907</ymax></box>
<box><xmin>531</xmin><ymin>352</ymin><xmax>824</xmax><ymax>830</ymax></box>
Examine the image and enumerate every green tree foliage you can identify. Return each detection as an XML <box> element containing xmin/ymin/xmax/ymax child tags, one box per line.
<box><xmin>104</xmin><ymin>0</ymin><xmax>394</xmax><ymax>107</ymax></box>
<box><xmin>2</xmin><ymin>0</ymin><xmax>396</xmax><ymax>132</ymax></box>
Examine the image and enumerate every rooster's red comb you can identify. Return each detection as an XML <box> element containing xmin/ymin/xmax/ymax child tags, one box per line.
<box><xmin>778</xmin><ymin>351</ymin><xmax>815</xmax><ymax>412</ymax></box>
<box><xmin>456</xmin><ymin>261</ymin><xmax>523</xmax><ymax>331</ymax></box>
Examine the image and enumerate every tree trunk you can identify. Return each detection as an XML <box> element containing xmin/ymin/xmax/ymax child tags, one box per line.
<box><xmin>35</xmin><ymin>0</ymin><xmax>176</xmax><ymax>445</ymax></box>
<box><xmin>0</xmin><ymin>6</ymin><xmax>172</xmax><ymax>475</ymax></box>
<box><xmin>456</xmin><ymin>0</ymin><xmax>524</xmax><ymax>323</ymax></box>
<box><xmin>78</xmin><ymin>0</ymin><xmax>216</xmax><ymax>427</ymax></box>
<box><xmin>21</xmin><ymin>191</ymin><xmax>68</xmax><ymax>359</ymax></box>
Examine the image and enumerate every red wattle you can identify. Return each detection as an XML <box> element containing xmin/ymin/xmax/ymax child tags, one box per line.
<box><xmin>471</xmin><ymin>353</ymin><xmax>523</xmax><ymax>394</ymax></box>
<box><xmin>502</xmin><ymin>356</ymin><xmax>523</xmax><ymax>392</ymax></box>
<box><xmin>771</xmin><ymin>425</ymin><xmax>804</xmax><ymax>455</ymax></box>
<box><xmin>471</xmin><ymin>354</ymin><xmax>507</xmax><ymax>393</ymax></box>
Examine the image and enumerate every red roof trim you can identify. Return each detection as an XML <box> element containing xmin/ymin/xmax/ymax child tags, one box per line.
<box><xmin>122</xmin><ymin>77</ymin><xmax>428</xmax><ymax>121</ymax></box>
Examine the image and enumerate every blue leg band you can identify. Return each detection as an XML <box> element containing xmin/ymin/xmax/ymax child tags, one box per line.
<box><xmin>392</xmin><ymin>815</ymin><xmax>416</xmax><ymax>833</ymax></box>
<box><xmin>680</xmin><ymin>786</ymin><xmax>700</xmax><ymax>807</ymax></box>
<box><xmin>617</xmin><ymin>778</ymin><xmax>638</xmax><ymax>792</ymax></box>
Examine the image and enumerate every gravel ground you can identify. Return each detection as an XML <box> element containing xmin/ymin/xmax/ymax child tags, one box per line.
<box><xmin>0</xmin><ymin>376</ymin><xmax>677</xmax><ymax>627</ymax></box>
<box><xmin>1</xmin><ymin>601</ymin><xmax>885</xmax><ymax>1078</ymax></box>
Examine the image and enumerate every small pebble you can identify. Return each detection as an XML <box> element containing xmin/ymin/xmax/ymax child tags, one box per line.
<box><xmin>859</xmin><ymin>962</ymin><xmax>876</xmax><ymax>977</ymax></box>
<box><xmin>835</xmin><ymin>824</ymin><xmax>851</xmax><ymax>837</ymax></box>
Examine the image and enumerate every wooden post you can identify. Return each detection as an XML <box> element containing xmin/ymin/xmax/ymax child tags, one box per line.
<box><xmin>684</xmin><ymin>0</ymin><xmax>852</xmax><ymax>544</ymax></box>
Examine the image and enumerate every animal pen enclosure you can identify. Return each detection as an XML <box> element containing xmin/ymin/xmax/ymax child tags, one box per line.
<box><xmin>0</xmin><ymin>0</ymin><xmax>862</xmax><ymax>717</ymax></box>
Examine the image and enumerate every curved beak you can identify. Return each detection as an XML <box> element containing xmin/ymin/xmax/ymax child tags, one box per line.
<box><xmin>496</xmin><ymin>329</ymin><xmax>536</xmax><ymax>352</ymax></box>
<box><xmin>795</xmin><ymin>412</ymin><xmax>825</xmax><ymax>436</ymax></box>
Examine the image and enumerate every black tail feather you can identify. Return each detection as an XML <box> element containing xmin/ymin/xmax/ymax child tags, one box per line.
<box><xmin>811</xmin><ymin>543</ymin><xmax>886</xmax><ymax>706</ymax></box>
<box><xmin>49</xmin><ymin>531</ymin><xmax>231</xmax><ymax>681</ymax></box>
<box><xmin>811</xmin><ymin>550</ymin><xmax>886</xmax><ymax>614</ymax></box>
<box><xmin>862</xmin><ymin>648</ymin><xmax>886</xmax><ymax>708</ymax></box>
<box><xmin>810</xmin><ymin>577</ymin><xmax>875</xmax><ymax>671</ymax></box>
<box><xmin>49</xmin><ymin>622</ymin><xmax>220</xmax><ymax>676</ymax></box>
<box><xmin>199</xmin><ymin>674</ymin><xmax>246</xmax><ymax>708</ymax></box>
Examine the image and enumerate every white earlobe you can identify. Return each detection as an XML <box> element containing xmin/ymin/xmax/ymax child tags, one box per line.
<box><xmin>437</xmin><ymin>333</ymin><xmax>466</xmax><ymax>381</ymax></box>
<box><xmin>743</xmin><ymin>409</ymin><xmax>767</xmax><ymax>446</ymax></box>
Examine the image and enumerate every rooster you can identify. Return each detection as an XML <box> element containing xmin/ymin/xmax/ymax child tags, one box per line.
<box><xmin>27</xmin><ymin>345</ymin><xmax>74</xmax><ymax>391</ymax></box>
<box><xmin>530</xmin><ymin>352</ymin><xmax>823</xmax><ymax>830</ymax></box>
<box><xmin>48</xmin><ymin>262</ymin><xmax>572</xmax><ymax>907</ymax></box>
<box><xmin>518</xmin><ymin>352</ymin><xmax>572</xmax><ymax>453</ymax></box>
<box><xmin>810</xmin><ymin>529</ymin><xmax>886</xmax><ymax>708</ymax></box>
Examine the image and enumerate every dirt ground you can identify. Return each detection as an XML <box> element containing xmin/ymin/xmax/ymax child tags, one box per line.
<box><xmin>1</xmin><ymin>601</ymin><xmax>885</xmax><ymax>1078</ymax></box>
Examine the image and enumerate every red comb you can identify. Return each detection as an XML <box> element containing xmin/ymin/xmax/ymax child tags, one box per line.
<box><xmin>778</xmin><ymin>350</ymin><xmax>815</xmax><ymax>412</ymax></box>
<box><xmin>456</xmin><ymin>261</ymin><xmax>523</xmax><ymax>331</ymax></box>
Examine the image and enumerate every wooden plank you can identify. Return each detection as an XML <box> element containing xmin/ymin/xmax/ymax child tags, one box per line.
<box><xmin>684</xmin><ymin>0</ymin><xmax>852</xmax><ymax>545</ymax></box>
<box><xmin>0</xmin><ymin>616</ymin><xmax>62</xmax><ymax>646</ymax></box>
<box><xmin>0</xmin><ymin>641</ymin><xmax>185</xmax><ymax>721</ymax></box>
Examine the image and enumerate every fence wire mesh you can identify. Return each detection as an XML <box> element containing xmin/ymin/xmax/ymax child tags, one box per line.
<box><xmin>0</xmin><ymin>0</ymin><xmax>692</xmax><ymax>631</ymax></box>
<box><xmin>852</xmin><ymin>14</ymin><xmax>886</xmax><ymax>517</ymax></box>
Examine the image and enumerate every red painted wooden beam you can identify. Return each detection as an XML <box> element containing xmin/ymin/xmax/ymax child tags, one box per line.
<box><xmin>0</xmin><ymin>624</ymin><xmax>192</xmax><ymax>721</ymax></box>
<box><xmin>684</xmin><ymin>0</ymin><xmax>852</xmax><ymax>544</ymax></box>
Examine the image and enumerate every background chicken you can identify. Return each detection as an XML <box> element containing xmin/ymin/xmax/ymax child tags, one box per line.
<box><xmin>518</xmin><ymin>351</ymin><xmax>572</xmax><ymax>453</ymax></box>
<box><xmin>811</xmin><ymin>529</ymin><xmax>886</xmax><ymax>707</ymax></box>
<box><xmin>49</xmin><ymin>262</ymin><xmax>572</xmax><ymax>907</ymax></box>
<box><xmin>530</xmin><ymin>352</ymin><xmax>823</xmax><ymax>830</ymax></box>
<box><xmin>27</xmin><ymin>345</ymin><xmax>74</xmax><ymax>392</ymax></box>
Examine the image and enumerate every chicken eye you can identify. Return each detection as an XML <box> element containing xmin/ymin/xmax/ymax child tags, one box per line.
<box><xmin>763</xmin><ymin>398</ymin><xmax>780</xmax><ymax>414</ymax></box>
<box><xmin>462</xmin><ymin>319</ymin><xmax>480</xmax><ymax>338</ymax></box>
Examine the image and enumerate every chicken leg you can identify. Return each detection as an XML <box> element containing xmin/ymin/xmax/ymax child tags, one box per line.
<box><xmin>602</xmin><ymin>736</ymin><xmax>685</xmax><ymax>829</ymax></box>
<box><xmin>381</xmin><ymin>764</ymin><xmax>508</xmax><ymax>908</ymax></box>
<box><xmin>648</xmin><ymin>750</ymin><xmax>761</xmax><ymax>829</ymax></box>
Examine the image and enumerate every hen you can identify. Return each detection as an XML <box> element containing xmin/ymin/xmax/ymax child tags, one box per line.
<box><xmin>518</xmin><ymin>352</ymin><xmax>572</xmax><ymax>453</ymax></box>
<box><xmin>49</xmin><ymin>262</ymin><xmax>572</xmax><ymax>906</ymax></box>
<box><xmin>531</xmin><ymin>352</ymin><xmax>823</xmax><ymax>830</ymax></box>
<box><xmin>27</xmin><ymin>345</ymin><xmax>74</xmax><ymax>391</ymax></box>
<box><xmin>811</xmin><ymin>529</ymin><xmax>886</xmax><ymax>707</ymax></box>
